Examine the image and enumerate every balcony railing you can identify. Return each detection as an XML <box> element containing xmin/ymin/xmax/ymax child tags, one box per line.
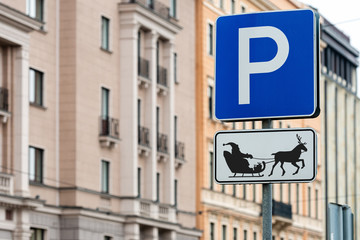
<box><xmin>157</xmin><ymin>65</ymin><xmax>167</xmax><ymax>87</ymax></box>
<box><xmin>138</xmin><ymin>57</ymin><xmax>150</xmax><ymax>79</ymax></box>
<box><xmin>272</xmin><ymin>199</ymin><xmax>292</xmax><ymax>220</ymax></box>
<box><xmin>0</xmin><ymin>87</ymin><xmax>9</xmax><ymax>112</ymax></box>
<box><xmin>138</xmin><ymin>126</ymin><xmax>150</xmax><ymax>147</ymax></box>
<box><xmin>175</xmin><ymin>141</ymin><xmax>185</xmax><ymax>160</ymax></box>
<box><xmin>99</xmin><ymin>116</ymin><xmax>119</xmax><ymax>139</ymax></box>
<box><xmin>0</xmin><ymin>172</ymin><xmax>13</xmax><ymax>195</ymax></box>
<box><xmin>123</xmin><ymin>0</ymin><xmax>177</xmax><ymax>24</ymax></box>
<box><xmin>157</xmin><ymin>133</ymin><xmax>168</xmax><ymax>154</ymax></box>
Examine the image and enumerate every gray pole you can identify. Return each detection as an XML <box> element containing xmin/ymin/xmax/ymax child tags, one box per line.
<box><xmin>262</xmin><ymin>120</ymin><xmax>272</xmax><ymax>240</ymax></box>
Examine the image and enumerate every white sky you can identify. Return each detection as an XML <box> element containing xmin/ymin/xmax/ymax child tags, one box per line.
<box><xmin>299</xmin><ymin>0</ymin><xmax>360</xmax><ymax>93</ymax></box>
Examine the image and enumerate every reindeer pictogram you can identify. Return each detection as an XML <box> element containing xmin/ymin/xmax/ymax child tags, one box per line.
<box><xmin>268</xmin><ymin>134</ymin><xmax>307</xmax><ymax>176</ymax></box>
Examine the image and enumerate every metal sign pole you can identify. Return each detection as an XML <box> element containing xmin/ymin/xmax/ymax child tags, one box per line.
<box><xmin>262</xmin><ymin>120</ymin><xmax>272</xmax><ymax>240</ymax></box>
<box><xmin>262</xmin><ymin>184</ymin><xmax>272</xmax><ymax>240</ymax></box>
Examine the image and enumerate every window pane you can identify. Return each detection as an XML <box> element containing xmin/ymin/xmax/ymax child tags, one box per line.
<box><xmin>27</xmin><ymin>0</ymin><xmax>36</xmax><ymax>18</ymax></box>
<box><xmin>209</xmin><ymin>152</ymin><xmax>213</xmax><ymax>189</ymax></box>
<box><xmin>29</xmin><ymin>69</ymin><xmax>35</xmax><ymax>103</ymax></box>
<box><xmin>29</xmin><ymin>147</ymin><xmax>35</xmax><ymax>181</ymax></box>
<box><xmin>222</xmin><ymin>225</ymin><xmax>226</xmax><ymax>240</ymax></box>
<box><xmin>208</xmin><ymin>86</ymin><xmax>213</xmax><ymax>118</ymax></box>
<box><xmin>101</xmin><ymin>17</ymin><xmax>109</xmax><ymax>50</ymax></box>
<box><xmin>208</xmin><ymin>24</ymin><xmax>213</xmax><ymax>55</ymax></box>
<box><xmin>156</xmin><ymin>172</ymin><xmax>160</xmax><ymax>202</ymax></box>
<box><xmin>29</xmin><ymin>68</ymin><xmax>44</xmax><ymax>106</ymax></box>
<box><xmin>35</xmin><ymin>71</ymin><xmax>43</xmax><ymax>105</ymax></box>
<box><xmin>35</xmin><ymin>149</ymin><xmax>43</xmax><ymax>182</ymax></box>
<box><xmin>210</xmin><ymin>222</ymin><xmax>215</xmax><ymax>240</ymax></box>
<box><xmin>137</xmin><ymin>168</ymin><xmax>141</xmax><ymax>197</ymax></box>
<box><xmin>101</xmin><ymin>88</ymin><xmax>109</xmax><ymax>117</ymax></box>
<box><xmin>170</xmin><ymin>0</ymin><xmax>176</xmax><ymax>18</ymax></box>
<box><xmin>101</xmin><ymin>161</ymin><xmax>109</xmax><ymax>193</ymax></box>
<box><xmin>36</xmin><ymin>0</ymin><xmax>44</xmax><ymax>21</ymax></box>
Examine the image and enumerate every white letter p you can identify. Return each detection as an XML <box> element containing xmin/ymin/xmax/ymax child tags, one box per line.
<box><xmin>238</xmin><ymin>26</ymin><xmax>289</xmax><ymax>105</ymax></box>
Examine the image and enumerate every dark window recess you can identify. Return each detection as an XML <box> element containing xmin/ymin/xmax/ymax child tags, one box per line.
<box><xmin>208</xmin><ymin>85</ymin><xmax>213</xmax><ymax>119</ymax></box>
<box><xmin>209</xmin><ymin>152</ymin><xmax>214</xmax><ymax>190</ymax></box>
<box><xmin>157</xmin><ymin>65</ymin><xmax>168</xmax><ymax>87</ymax></box>
<box><xmin>30</xmin><ymin>228</ymin><xmax>45</xmax><ymax>240</ymax></box>
<box><xmin>29</xmin><ymin>146</ymin><xmax>43</xmax><ymax>183</ymax></box>
<box><xmin>208</xmin><ymin>23</ymin><xmax>213</xmax><ymax>55</ymax></box>
<box><xmin>138</xmin><ymin>57</ymin><xmax>150</xmax><ymax>79</ymax></box>
<box><xmin>210</xmin><ymin>222</ymin><xmax>215</xmax><ymax>240</ymax></box>
<box><xmin>156</xmin><ymin>172</ymin><xmax>160</xmax><ymax>202</ymax></box>
<box><xmin>5</xmin><ymin>209</ymin><xmax>13</xmax><ymax>221</ymax></box>
<box><xmin>174</xmin><ymin>179</ymin><xmax>178</xmax><ymax>207</ymax></box>
<box><xmin>137</xmin><ymin>168</ymin><xmax>141</xmax><ymax>198</ymax></box>
<box><xmin>29</xmin><ymin>68</ymin><xmax>44</xmax><ymax>106</ymax></box>
<box><xmin>0</xmin><ymin>87</ymin><xmax>9</xmax><ymax>111</ymax></box>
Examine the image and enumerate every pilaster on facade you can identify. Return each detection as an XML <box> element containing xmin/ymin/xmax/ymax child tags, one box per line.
<box><xmin>119</xmin><ymin>20</ymin><xmax>139</xmax><ymax>199</ymax></box>
<box><xmin>13</xmin><ymin>47</ymin><xmax>31</xmax><ymax>197</ymax></box>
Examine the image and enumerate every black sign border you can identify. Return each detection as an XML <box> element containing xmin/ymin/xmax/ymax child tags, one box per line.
<box><xmin>214</xmin><ymin>128</ymin><xmax>317</xmax><ymax>184</ymax></box>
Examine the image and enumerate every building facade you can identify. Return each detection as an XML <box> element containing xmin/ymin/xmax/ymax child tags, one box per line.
<box><xmin>0</xmin><ymin>0</ymin><xmax>200</xmax><ymax>239</ymax></box>
<box><xmin>320</xmin><ymin>15</ymin><xmax>359</xmax><ymax>239</ymax></box>
<box><xmin>195</xmin><ymin>0</ymin><xmax>325</xmax><ymax>239</ymax></box>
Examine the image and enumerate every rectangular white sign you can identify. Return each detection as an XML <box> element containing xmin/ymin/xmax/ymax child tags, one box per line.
<box><xmin>214</xmin><ymin>128</ymin><xmax>317</xmax><ymax>184</ymax></box>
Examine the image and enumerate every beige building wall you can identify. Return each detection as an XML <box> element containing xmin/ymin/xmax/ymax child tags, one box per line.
<box><xmin>0</xmin><ymin>0</ymin><xmax>200</xmax><ymax>239</ymax></box>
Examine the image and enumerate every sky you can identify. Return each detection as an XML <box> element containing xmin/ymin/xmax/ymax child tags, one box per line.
<box><xmin>299</xmin><ymin>0</ymin><xmax>360</xmax><ymax>93</ymax></box>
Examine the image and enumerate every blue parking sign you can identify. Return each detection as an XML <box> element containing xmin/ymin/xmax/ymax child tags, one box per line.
<box><xmin>215</xmin><ymin>9</ymin><xmax>320</xmax><ymax>121</ymax></box>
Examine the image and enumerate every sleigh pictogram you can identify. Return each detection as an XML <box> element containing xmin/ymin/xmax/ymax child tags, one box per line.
<box><xmin>223</xmin><ymin>142</ymin><xmax>266</xmax><ymax>177</ymax></box>
<box><xmin>223</xmin><ymin>134</ymin><xmax>307</xmax><ymax>178</ymax></box>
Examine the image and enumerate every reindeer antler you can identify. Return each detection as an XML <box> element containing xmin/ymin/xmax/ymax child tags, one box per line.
<box><xmin>296</xmin><ymin>134</ymin><xmax>307</xmax><ymax>145</ymax></box>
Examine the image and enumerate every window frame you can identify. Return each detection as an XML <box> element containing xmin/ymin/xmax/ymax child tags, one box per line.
<box><xmin>209</xmin><ymin>151</ymin><xmax>214</xmax><ymax>190</ymax></box>
<box><xmin>30</xmin><ymin>227</ymin><xmax>45</xmax><ymax>240</ymax></box>
<box><xmin>26</xmin><ymin>0</ymin><xmax>44</xmax><ymax>21</ymax></box>
<box><xmin>207</xmin><ymin>22</ymin><xmax>214</xmax><ymax>56</ymax></box>
<box><xmin>170</xmin><ymin>0</ymin><xmax>177</xmax><ymax>18</ymax></box>
<box><xmin>210</xmin><ymin>222</ymin><xmax>215</xmax><ymax>240</ymax></box>
<box><xmin>156</xmin><ymin>172</ymin><xmax>160</xmax><ymax>202</ymax></box>
<box><xmin>137</xmin><ymin>167</ymin><xmax>141</xmax><ymax>198</ymax></box>
<box><xmin>101</xmin><ymin>87</ymin><xmax>110</xmax><ymax>118</ymax></box>
<box><xmin>29</xmin><ymin>146</ymin><xmax>44</xmax><ymax>183</ymax></box>
<box><xmin>101</xmin><ymin>16</ymin><xmax>110</xmax><ymax>51</ymax></box>
<box><xmin>29</xmin><ymin>68</ymin><xmax>44</xmax><ymax>107</ymax></box>
<box><xmin>101</xmin><ymin>160</ymin><xmax>110</xmax><ymax>193</ymax></box>
<box><xmin>222</xmin><ymin>224</ymin><xmax>227</xmax><ymax>240</ymax></box>
<box><xmin>231</xmin><ymin>0</ymin><xmax>235</xmax><ymax>14</ymax></box>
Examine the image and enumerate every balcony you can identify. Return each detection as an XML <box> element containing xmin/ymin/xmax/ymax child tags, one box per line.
<box><xmin>121</xmin><ymin>0</ymin><xmax>177</xmax><ymax>25</ymax></box>
<box><xmin>157</xmin><ymin>133</ymin><xmax>168</xmax><ymax>161</ymax></box>
<box><xmin>272</xmin><ymin>199</ymin><xmax>293</xmax><ymax>229</ymax></box>
<box><xmin>99</xmin><ymin>116</ymin><xmax>120</xmax><ymax>147</ymax></box>
<box><xmin>0</xmin><ymin>172</ymin><xmax>13</xmax><ymax>195</ymax></box>
<box><xmin>175</xmin><ymin>141</ymin><xmax>185</xmax><ymax>168</ymax></box>
<box><xmin>0</xmin><ymin>87</ymin><xmax>10</xmax><ymax>123</ymax></box>
<box><xmin>138</xmin><ymin>126</ymin><xmax>150</xmax><ymax>156</ymax></box>
<box><xmin>138</xmin><ymin>57</ymin><xmax>151</xmax><ymax>88</ymax></box>
<box><xmin>157</xmin><ymin>65</ymin><xmax>168</xmax><ymax>95</ymax></box>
